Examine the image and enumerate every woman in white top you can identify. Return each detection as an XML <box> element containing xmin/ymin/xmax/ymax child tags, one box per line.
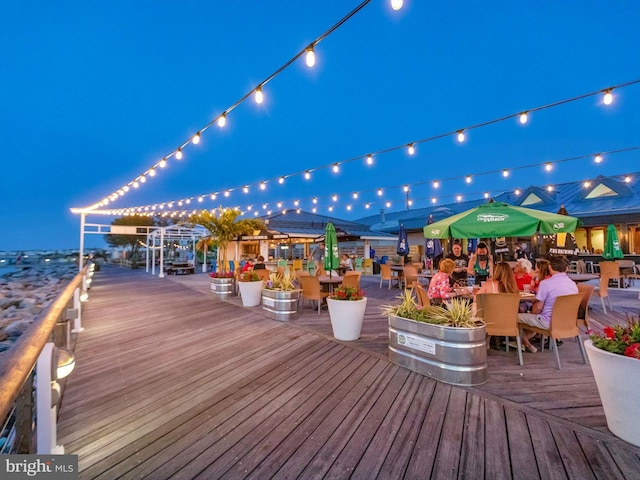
<box><xmin>340</xmin><ymin>254</ymin><xmax>354</xmax><ymax>271</ymax></box>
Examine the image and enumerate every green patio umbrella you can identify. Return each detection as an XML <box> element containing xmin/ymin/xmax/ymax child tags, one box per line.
<box><xmin>324</xmin><ymin>222</ymin><xmax>340</xmax><ymax>276</ymax></box>
<box><xmin>602</xmin><ymin>224</ymin><xmax>624</xmax><ymax>259</ymax></box>
<box><xmin>423</xmin><ymin>201</ymin><xmax>581</xmax><ymax>239</ymax></box>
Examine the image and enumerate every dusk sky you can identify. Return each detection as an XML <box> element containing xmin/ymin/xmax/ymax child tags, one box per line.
<box><xmin>2</xmin><ymin>1</ymin><xmax>639</xmax><ymax>251</ymax></box>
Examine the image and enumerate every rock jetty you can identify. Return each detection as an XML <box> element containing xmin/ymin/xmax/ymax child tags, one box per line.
<box><xmin>0</xmin><ymin>265</ymin><xmax>79</xmax><ymax>358</ymax></box>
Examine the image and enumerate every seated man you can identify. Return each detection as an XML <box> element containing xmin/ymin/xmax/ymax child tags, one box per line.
<box><xmin>517</xmin><ymin>256</ymin><xmax>578</xmax><ymax>353</ymax></box>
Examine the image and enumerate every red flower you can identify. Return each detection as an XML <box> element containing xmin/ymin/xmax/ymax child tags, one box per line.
<box><xmin>624</xmin><ymin>343</ymin><xmax>640</xmax><ymax>359</ymax></box>
<box><xmin>603</xmin><ymin>326</ymin><xmax>616</xmax><ymax>339</ymax></box>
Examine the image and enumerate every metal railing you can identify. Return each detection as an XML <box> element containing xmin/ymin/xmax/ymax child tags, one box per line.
<box><xmin>0</xmin><ymin>266</ymin><xmax>89</xmax><ymax>454</ymax></box>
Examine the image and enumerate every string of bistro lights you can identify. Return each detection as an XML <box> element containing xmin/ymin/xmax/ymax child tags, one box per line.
<box><xmin>87</xmin><ymin>145</ymin><xmax>640</xmax><ymax>218</ymax></box>
<box><xmin>73</xmin><ymin>0</ymin><xmax>638</xmax><ymax>216</ymax></box>
<box><xmin>84</xmin><ymin>76</ymin><xmax>639</xmax><ymax>216</ymax></box>
<box><xmin>79</xmin><ymin>0</ymin><xmax>376</xmax><ymax>212</ymax></box>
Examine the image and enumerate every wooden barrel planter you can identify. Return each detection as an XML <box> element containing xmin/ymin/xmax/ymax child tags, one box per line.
<box><xmin>388</xmin><ymin>315</ymin><xmax>487</xmax><ymax>386</ymax></box>
<box><xmin>261</xmin><ymin>289</ymin><xmax>301</xmax><ymax>321</ymax></box>
<box><xmin>210</xmin><ymin>277</ymin><xmax>236</xmax><ymax>298</ymax></box>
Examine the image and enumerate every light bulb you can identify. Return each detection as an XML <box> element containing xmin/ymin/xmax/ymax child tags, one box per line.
<box><xmin>583</xmin><ymin>181</ymin><xmax>591</xmax><ymax>188</ymax></box>
<box><xmin>365</xmin><ymin>203</ymin><xmax>370</xmax><ymax>209</ymax></box>
<box><xmin>192</xmin><ymin>132</ymin><xmax>201</xmax><ymax>144</ymax></box>
<box><xmin>198</xmin><ymin>196</ymin><xmax>203</xmax><ymax>202</ymax></box>
<box><xmin>377</xmin><ymin>189</ymin><xmax>383</xmax><ymax>196</ymax></box>
<box><xmin>277</xmin><ymin>202</ymin><xmax>282</xmax><ymax>208</ymax></box>
<box><xmin>353</xmin><ymin>192</ymin><xmax>358</xmax><ymax>199</ymax></box>
<box><xmin>433</xmin><ymin>181</ymin><xmax>439</xmax><ymax>188</ymax></box>
<box><xmin>279</xmin><ymin>176</ymin><xmax>285</xmax><ymax>184</ymax></box>
<box><xmin>332</xmin><ymin>195</ymin><xmax>338</xmax><ymax>202</ymax></box>
<box><xmin>603</xmin><ymin>89</ymin><xmax>613</xmax><ymax>105</ymax></box>
<box><xmin>456</xmin><ymin>195</ymin><xmax>462</xmax><ymax>202</ymax></box>
<box><xmin>332</xmin><ymin>163</ymin><xmax>339</xmax><ymax>173</ymax></box>
<box><xmin>366</xmin><ymin>155</ymin><xmax>373</xmax><ymax>165</ymax></box>
<box><xmin>312</xmin><ymin>207</ymin><xmax>317</xmax><ymax>213</ymax></box>
<box><xmin>260</xmin><ymin>182</ymin><xmax>266</xmax><ymax>190</ymax></box>
<box><xmin>385</xmin><ymin>202</ymin><xmax>391</xmax><ymax>208</ymax></box>
<box><xmin>545</xmin><ymin>163</ymin><xmax>552</xmax><ymax>172</ymax></box>
<box><xmin>515</xmin><ymin>189</ymin><xmax>521</xmax><ymax>195</ymax></box>
<box><xmin>217</xmin><ymin>113</ymin><xmax>227</xmax><ymax>127</ymax></box>
<box><xmin>547</xmin><ymin>185</ymin><xmax>553</xmax><ymax>192</ymax></box>
<box><xmin>624</xmin><ymin>176</ymin><xmax>631</xmax><ymax>183</ymax></box>
<box><xmin>294</xmin><ymin>200</ymin><xmax>299</xmax><ymax>206</ymax></box>
<box><xmin>502</xmin><ymin>170</ymin><xmax>509</xmax><ymax>178</ymax></box>
<box><xmin>304</xmin><ymin>170</ymin><xmax>311</xmax><ymax>180</ymax></box>
<box><xmin>391</xmin><ymin>0</ymin><xmax>403</xmax><ymax>11</ymax></box>
<box><xmin>328</xmin><ymin>206</ymin><xmax>333</xmax><ymax>212</ymax></box>
<box><xmin>148</xmin><ymin>168</ymin><xmax>156</xmax><ymax>177</ymax></box>
<box><xmin>305</xmin><ymin>46</ymin><xmax>316</xmax><ymax>67</ymax></box>
<box><xmin>175</xmin><ymin>148</ymin><xmax>183</xmax><ymax>160</ymax></box>
<box><xmin>313</xmin><ymin>197</ymin><xmax>318</xmax><ymax>204</ymax></box>
<box><xmin>484</xmin><ymin>192</ymin><xmax>489</xmax><ymax>199</ymax></box>
<box><xmin>210</xmin><ymin>194</ymin><xmax>216</xmax><ymax>200</ymax></box>
<box><xmin>254</xmin><ymin>87</ymin><xmax>264</xmax><ymax>104</ymax></box>
<box><xmin>457</xmin><ymin>130</ymin><xmax>465</xmax><ymax>143</ymax></box>
<box><xmin>224</xmin><ymin>190</ymin><xmax>230</xmax><ymax>197</ymax></box>
<box><xmin>403</xmin><ymin>185</ymin><xmax>409</xmax><ymax>192</ymax></box>
<box><xmin>133</xmin><ymin>181</ymin><xmax>139</xmax><ymax>188</ymax></box>
<box><xmin>159</xmin><ymin>158</ymin><xmax>167</xmax><ymax>168</ymax></box>
<box><xmin>594</xmin><ymin>154</ymin><xmax>603</xmax><ymax>163</ymax></box>
<box><xmin>407</xmin><ymin>144</ymin><xmax>415</xmax><ymax>155</ymax></box>
<box><xmin>465</xmin><ymin>176</ymin><xmax>472</xmax><ymax>184</ymax></box>
<box><xmin>519</xmin><ymin>112</ymin><xmax>528</xmax><ymax>124</ymax></box>
<box><xmin>140</xmin><ymin>175</ymin><xmax>146</xmax><ymax>183</ymax></box>
<box><xmin>347</xmin><ymin>205</ymin><xmax>352</xmax><ymax>211</ymax></box>
<box><xmin>243</xmin><ymin>186</ymin><xmax>249</xmax><ymax>193</ymax></box>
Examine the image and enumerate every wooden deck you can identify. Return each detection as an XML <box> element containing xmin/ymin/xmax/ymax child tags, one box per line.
<box><xmin>58</xmin><ymin>266</ymin><xmax>640</xmax><ymax>479</ymax></box>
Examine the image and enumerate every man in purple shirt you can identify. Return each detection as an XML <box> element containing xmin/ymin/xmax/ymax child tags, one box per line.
<box><xmin>518</xmin><ymin>256</ymin><xmax>578</xmax><ymax>352</ymax></box>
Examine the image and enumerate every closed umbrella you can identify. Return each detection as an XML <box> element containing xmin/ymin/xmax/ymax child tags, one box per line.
<box><xmin>397</xmin><ymin>224</ymin><xmax>409</xmax><ymax>265</ymax></box>
<box><xmin>423</xmin><ymin>201</ymin><xmax>581</xmax><ymax>239</ymax></box>
<box><xmin>324</xmin><ymin>222</ymin><xmax>340</xmax><ymax>276</ymax></box>
<box><xmin>602</xmin><ymin>224</ymin><xmax>624</xmax><ymax>259</ymax></box>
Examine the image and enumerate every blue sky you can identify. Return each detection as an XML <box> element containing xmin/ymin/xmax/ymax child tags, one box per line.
<box><xmin>2</xmin><ymin>1</ymin><xmax>639</xmax><ymax>251</ymax></box>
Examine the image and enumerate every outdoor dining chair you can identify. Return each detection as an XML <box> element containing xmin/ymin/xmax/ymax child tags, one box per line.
<box><xmin>402</xmin><ymin>265</ymin><xmax>419</xmax><ymax>290</ymax></box>
<box><xmin>517</xmin><ymin>293</ymin><xmax>586</xmax><ymax>369</ymax></box>
<box><xmin>254</xmin><ymin>269</ymin><xmax>271</xmax><ymax>282</ymax></box>
<box><xmin>363</xmin><ymin>258</ymin><xmax>373</xmax><ymax>275</ymax></box>
<box><xmin>299</xmin><ymin>276</ymin><xmax>329</xmax><ymax>315</ymax></box>
<box><xmin>577</xmin><ymin>283</ymin><xmax>595</xmax><ymax>329</ymax></box>
<box><xmin>412</xmin><ymin>281</ymin><xmax>430</xmax><ymax>308</ymax></box>
<box><xmin>341</xmin><ymin>271</ymin><xmax>361</xmax><ymax>289</ymax></box>
<box><xmin>476</xmin><ymin>293</ymin><xmax>522</xmax><ymax>365</ymax></box>
<box><xmin>354</xmin><ymin>257</ymin><xmax>363</xmax><ymax>272</ymax></box>
<box><xmin>292</xmin><ymin>259</ymin><xmax>303</xmax><ymax>271</ymax></box>
<box><xmin>595</xmin><ymin>262</ymin><xmax>616</xmax><ymax>313</ymax></box>
<box><xmin>379</xmin><ymin>263</ymin><xmax>398</xmax><ymax>289</ymax></box>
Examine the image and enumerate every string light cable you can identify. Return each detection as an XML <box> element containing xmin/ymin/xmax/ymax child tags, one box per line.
<box><xmin>84</xmin><ymin>145</ymin><xmax>639</xmax><ymax>217</ymax></box>
<box><xmin>79</xmin><ymin>0</ymin><xmax>375</xmax><ymax>212</ymax></box>
<box><xmin>91</xmin><ymin>77</ymin><xmax>640</xmax><ymax>215</ymax></box>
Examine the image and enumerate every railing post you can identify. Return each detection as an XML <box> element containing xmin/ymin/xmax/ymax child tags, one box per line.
<box><xmin>71</xmin><ymin>287</ymin><xmax>84</xmax><ymax>333</ymax></box>
<box><xmin>36</xmin><ymin>343</ymin><xmax>64</xmax><ymax>454</ymax></box>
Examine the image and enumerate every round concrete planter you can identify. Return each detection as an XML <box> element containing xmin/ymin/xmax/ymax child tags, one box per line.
<box><xmin>327</xmin><ymin>297</ymin><xmax>367</xmax><ymax>341</ymax></box>
<box><xmin>585</xmin><ymin>339</ymin><xmax>640</xmax><ymax>447</ymax></box>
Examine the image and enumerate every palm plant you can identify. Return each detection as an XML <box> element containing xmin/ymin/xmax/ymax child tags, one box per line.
<box><xmin>187</xmin><ymin>207</ymin><xmax>264</xmax><ymax>274</ymax></box>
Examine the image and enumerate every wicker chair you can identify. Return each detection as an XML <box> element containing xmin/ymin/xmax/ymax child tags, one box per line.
<box><xmin>299</xmin><ymin>276</ymin><xmax>329</xmax><ymax>315</ymax></box>
<box><xmin>476</xmin><ymin>293</ymin><xmax>522</xmax><ymax>365</ymax></box>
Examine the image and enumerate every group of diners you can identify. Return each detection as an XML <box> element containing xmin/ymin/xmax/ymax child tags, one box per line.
<box><xmin>428</xmin><ymin>242</ymin><xmax>579</xmax><ymax>354</ymax></box>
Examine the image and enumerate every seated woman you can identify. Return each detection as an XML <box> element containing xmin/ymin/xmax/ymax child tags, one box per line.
<box><xmin>467</xmin><ymin>241</ymin><xmax>494</xmax><ymax>285</ymax></box>
<box><xmin>428</xmin><ymin>258</ymin><xmax>456</xmax><ymax>304</ymax></box>
<box><xmin>514</xmin><ymin>258</ymin><xmax>533</xmax><ymax>291</ymax></box>
<box><xmin>340</xmin><ymin>254</ymin><xmax>354</xmax><ymax>271</ymax></box>
<box><xmin>529</xmin><ymin>259</ymin><xmax>550</xmax><ymax>294</ymax></box>
<box><xmin>474</xmin><ymin>262</ymin><xmax>519</xmax><ymax>298</ymax></box>
<box><xmin>253</xmin><ymin>255</ymin><xmax>266</xmax><ymax>270</ymax></box>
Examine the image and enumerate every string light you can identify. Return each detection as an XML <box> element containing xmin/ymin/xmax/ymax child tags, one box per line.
<box><xmin>305</xmin><ymin>45</ymin><xmax>316</xmax><ymax>67</ymax></box>
<box><xmin>192</xmin><ymin>132</ymin><xmax>201</xmax><ymax>145</ymax></box>
<box><xmin>279</xmin><ymin>176</ymin><xmax>285</xmax><ymax>184</ymax></box>
<box><xmin>456</xmin><ymin>195</ymin><xmax>462</xmax><ymax>202</ymax></box>
<box><xmin>465</xmin><ymin>176</ymin><xmax>472</xmax><ymax>184</ymax></box>
<box><xmin>583</xmin><ymin>181</ymin><xmax>591</xmax><ymax>188</ymax></box>
<box><xmin>484</xmin><ymin>192</ymin><xmax>490</xmax><ymax>199</ymax></box>
<box><xmin>217</xmin><ymin>113</ymin><xmax>227</xmax><ymax>128</ymax></box>
<box><xmin>433</xmin><ymin>180</ymin><xmax>439</xmax><ymax>188</ymax></box>
<box><xmin>353</xmin><ymin>192</ymin><xmax>359</xmax><ymax>199</ymax></box>
<box><xmin>431</xmin><ymin>198</ymin><xmax>437</xmax><ymax>204</ymax></box>
<box><xmin>625</xmin><ymin>176</ymin><xmax>632</xmax><ymax>183</ymax></box>
<box><xmin>544</xmin><ymin>163</ymin><xmax>553</xmax><ymax>172</ymax></box>
<box><xmin>260</xmin><ymin>182</ymin><xmax>266</xmax><ymax>190</ymax></box>
<box><xmin>377</xmin><ymin>188</ymin><xmax>383</xmax><ymax>196</ymax></box>
<box><xmin>391</xmin><ymin>0</ymin><xmax>403</xmax><ymax>10</ymax></box>
<box><xmin>514</xmin><ymin>189</ymin><xmax>521</xmax><ymax>195</ymax></box>
<box><xmin>175</xmin><ymin>148</ymin><xmax>183</xmax><ymax>160</ymax></box>
<box><xmin>332</xmin><ymin>163</ymin><xmax>340</xmax><ymax>173</ymax></box>
<box><xmin>547</xmin><ymin>185</ymin><xmax>554</xmax><ymax>191</ymax></box>
<box><xmin>159</xmin><ymin>158</ymin><xmax>167</xmax><ymax>168</ymax></box>
<box><xmin>254</xmin><ymin>87</ymin><xmax>264</xmax><ymax>104</ymax></box>
<box><xmin>407</xmin><ymin>144</ymin><xmax>415</xmax><ymax>155</ymax></box>
<box><xmin>304</xmin><ymin>170</ymin><xmax>311</xmax><ymax>180</ymax></box>
<box><xmin>603</xmin><ymin>89</ymin><xmax>613</xmax><ymax>105</ymax></box>
<box><xmin>502</xmin><ymin>170</ymin><xmax>509</xmax><ymax>178</ymax></box>
<box><xmin>594</xmin><ymin>154</ymin><xmax>603</xmax><ymax>163</ymax></box>
<box><xmin>243</xmin><ymin>186</ymin><xmax>249</xmax><ymax>193</ymax></box>
<box><xmin>457</xmin><ymin>130</ymin><xmax>465</xmax><ymax>143</ymax></box>
<box><xmin>332</xmin><ymin>195</ymin><xmax>338</xmax><ymax>202</ymax></box>
<box><xmin>403</xmin><ymin>185</ymin><xmax>409</xmax><ymax>192</ymax></box>
<box><xmin>519</xmin><ymin>112</ymin><xmax>528</xmax><ymax>124</ymax></box>
<box><xmin>148</xmin><ymin>168</ymin><xmax>156</xmax><ymax>177</ymax></box>
<box><xmin>366</xmin><ymin>154</ymin><xmax>373</xmax><ymax>165</ymax></box>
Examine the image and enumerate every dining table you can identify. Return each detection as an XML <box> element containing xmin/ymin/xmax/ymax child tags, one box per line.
<box><xmin>567</xmin><ymin>273</ymin><xmax>600</xmax><ymax>283</ymax></box>
<box><xmin>318</xmin><ymin>275</ymin><xmax>343</xmax><ymax>293</ymax></box>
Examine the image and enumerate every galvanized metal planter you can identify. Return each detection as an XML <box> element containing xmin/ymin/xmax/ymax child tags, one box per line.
<box><xmin>261</xmin><ymin>289</ymin><xmax>301</xmax><ymax>321</ymax></box>
<box><xmin>388</xmin><ymin>314</ymin><xmax>487</xmax><ymax>386</ymax></box>
<box><xmin>210</xmin><ymin>277</ymin><xmax>236</xmax><ymax>298</ymax></box>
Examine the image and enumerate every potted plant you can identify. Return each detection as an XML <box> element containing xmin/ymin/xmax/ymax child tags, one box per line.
<box><xmin>188</xmin><ymin>208</ymin><xmax>262</xmax><ymax>298</ymax></box>
<box><xmin>262</xmin><ymin>272</ymin><xmax>302</xmax><ymax>321</ymax></box>
<box><xmin>585</xmin><ymin>315</ymin><xmax>640</xmax><ymax>447</ymax></box>
<box><xmin>382</xmin><ymin>291</ymin><xmax>487</xmax><ymax>386</ymax></box>
<box><xmin>237</xmin><ymin>271</ymin><xmax>264</xmax><ymax>307</ymax></box>
<box><xmin>326</xmin><ymin>285</ymin><xmax>367</xmax><ymax>341</ymax></box>
<box><xmin>209</xmin><ymin>271</ymin><xmax>236</xmax><ymax>298</ymax></box>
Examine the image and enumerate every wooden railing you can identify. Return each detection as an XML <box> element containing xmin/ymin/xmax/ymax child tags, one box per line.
<box><xmin>0</xmin><ymin>266</ymin><xmax>88</xmax><ymax>453</ymax></box>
